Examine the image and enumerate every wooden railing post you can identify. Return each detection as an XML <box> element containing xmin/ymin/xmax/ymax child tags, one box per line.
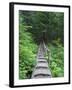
<box><xmin>42</xmin><ymin>41</ymin><xmax>51</xmax><ymax>65</ymax></box>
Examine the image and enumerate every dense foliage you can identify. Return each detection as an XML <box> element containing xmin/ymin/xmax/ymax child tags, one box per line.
<box><xmin>48</xmin><ymin>39</ymin><xmax>64</xmax><ymax>77</ymax></box>
<box><xmin>19</xmin><ymin>11</ymin><xmax>64</xmax><ymax>44</ymax></box>
<box><xmin>19</xmin><ymin>23</ymin><xmax>38</xmax><ymax>79</ymax></box>
<box><xmin>19</xmin><ymin>10</ymin><xmax>64</xmax><ymax>79</ymax></box>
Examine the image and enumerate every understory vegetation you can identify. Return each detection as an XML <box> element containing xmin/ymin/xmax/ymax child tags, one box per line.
<box><xmin>48</xmin><ymin>39</ymin><xmax>64</xmax><ymax>77</ymax></box>
<box><xmin>19</xmin><ymin>24</ymin><xmax>38</xmax><ymax>79</ymax></box>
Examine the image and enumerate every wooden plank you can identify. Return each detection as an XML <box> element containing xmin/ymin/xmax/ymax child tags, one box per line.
<box><xmin>32</xmin><ymin>68</ymin><xmax>52</xmax><ymax>78</ymax></box>
<box><xmin>36</xmin><ymin>62</ymin><xmax>48</xmax><ymax>67</ymax></box>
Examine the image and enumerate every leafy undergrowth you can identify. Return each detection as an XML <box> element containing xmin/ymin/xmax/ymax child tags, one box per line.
<box><xmin>48</xmin><ymin>39</ymin><xmax>64</xmax><ymax>77</ymax></box>
<box><xmin>19</xmin><ymin>24</ymin><xmax>38</xmax><ymax>79</ymax></box>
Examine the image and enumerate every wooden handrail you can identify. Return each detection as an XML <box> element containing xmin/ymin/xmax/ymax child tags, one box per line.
<box><xmin>42</xmin><ymin>41</ymin><xmax>51</xmax><ymax>65</ymax></box>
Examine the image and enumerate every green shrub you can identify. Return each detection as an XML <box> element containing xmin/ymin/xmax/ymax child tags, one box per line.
<box><xmin>19</xmin><ymin>24</ymin><xmax>38</xmax><ymax>79</ymax></box>
<box><xmin>48</xmin><ymin>41</ymin><xmax>64</xmax><ymax>77</ymax></box>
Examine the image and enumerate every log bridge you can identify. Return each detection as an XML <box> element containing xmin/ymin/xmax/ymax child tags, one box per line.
<box><xmin>32</xmin><ymin>41</ymin><xmax>52</xmax><ymax>78</ymax></box>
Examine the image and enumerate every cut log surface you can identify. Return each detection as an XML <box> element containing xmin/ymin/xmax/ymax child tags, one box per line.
<box><xmin>32</xmin><ymin>42</ymin><xmax>52</xmax><ymax>79</ymax></box>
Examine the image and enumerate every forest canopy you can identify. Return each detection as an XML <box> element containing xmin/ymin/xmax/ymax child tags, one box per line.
<box><xmin>19</xmin><ymin>10</ymin><xmax>64</xmax><ymax>44</ymax></box>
